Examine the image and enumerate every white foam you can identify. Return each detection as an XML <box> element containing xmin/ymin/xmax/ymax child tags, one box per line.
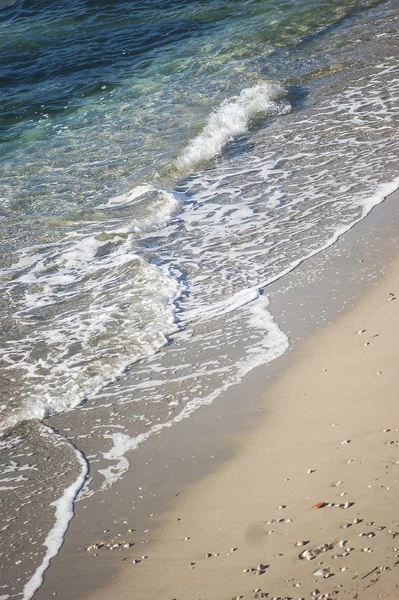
<box><xmin>21</xmin><ymin>426</ymin><xmax>88</xmax><ymax>600</ymax></box>
<box><xmin>183</xmin><ymin>287</ymin><xmax>260</xmax><ymax>324</ymax></box>
<box><xmin>258</xmin><ymin>175</ymin><xmax>399</xmax><ymax>293</ymax></box>
<box><xmin>123</xmin><ymin>190</ymin><xmax>180</xmax><ymax>233</ymax></box>
<box><xmin>360</xmin><ymin>177</ymin><xmax>399</xmax><ymax>215</ymax></box>
<box><xmin>175</xmin><ymin>82</ymin><xmax>290</xmax><ymax>171</ymax></box>
<box><xmin>0</xmin><ymin>231</ymin><xmax>183</xmax><ymax>433</ymax></box>
<box><xmin>98</xmin><ymin>185</ymin><xmax>181</xmax><ymax>232</ymax></box>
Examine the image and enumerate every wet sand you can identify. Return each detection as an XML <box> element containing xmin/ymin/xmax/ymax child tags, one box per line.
<box><xmin>79</xmin><ymin>214</ymin><xmax>399</xmax><ymax>599</ymax></box>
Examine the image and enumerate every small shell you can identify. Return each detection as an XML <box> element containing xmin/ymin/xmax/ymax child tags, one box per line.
<box><xmin>313</xmin><ymin>502</ymin><xmax>326</xmax><ymax>509</ymax></box>
<box><xmin>313</xmin><ymin>567</ymin><xmax>331</xmax><ymax>578</ymax></box>
<box><xmin>299</xmin><ymin>549</ymin><xmax>316</xmax><ymax>560</ymax></box>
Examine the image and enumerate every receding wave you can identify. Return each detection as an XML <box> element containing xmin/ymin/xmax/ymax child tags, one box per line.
<box><xmin>175</xmin><ymin>82</ymin><xmax>291</xmax><ymax>171</ymax></box>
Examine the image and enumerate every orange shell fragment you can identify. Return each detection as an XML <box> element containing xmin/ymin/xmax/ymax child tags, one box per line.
<box><xmin>313</xmin><ymin>502</ymin><xmax>326</xmax><ymax>509</ymax></box>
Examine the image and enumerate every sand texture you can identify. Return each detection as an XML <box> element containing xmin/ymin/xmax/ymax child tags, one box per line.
<box><xmin>80</xmin><ymin>248</ymin><xmax>399</xmax><ymax>600</ymax></box>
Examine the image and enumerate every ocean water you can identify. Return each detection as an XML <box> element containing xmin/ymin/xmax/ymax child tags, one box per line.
<box><xmin>1</xmin><ymin>0</ymin><xmax>399</xmax><ymax>596</ymax></box>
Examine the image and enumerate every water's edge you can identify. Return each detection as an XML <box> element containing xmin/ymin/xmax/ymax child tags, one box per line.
<box><xmin>33</xmin><ymin>187</ymin><xmax>399</xmax><ymax>599</ymax></box>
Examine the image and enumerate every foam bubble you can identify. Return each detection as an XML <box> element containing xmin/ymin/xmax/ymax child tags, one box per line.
<box><xmin>175</xmin><ymin>82</ymin><xmax>290</xmax><ymax>171</ymax></box>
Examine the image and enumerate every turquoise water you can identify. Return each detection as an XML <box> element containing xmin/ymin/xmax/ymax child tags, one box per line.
<box><xmin>1</xmin><ymin>0</ymin><xmax>399</xmax><ymax>429</ymax></box>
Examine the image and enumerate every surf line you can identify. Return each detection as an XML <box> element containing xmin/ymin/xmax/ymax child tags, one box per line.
<box><xmin>22</xmin><ymin>425</ymin><xmax>89</xmax><ymax>600</ymax></box>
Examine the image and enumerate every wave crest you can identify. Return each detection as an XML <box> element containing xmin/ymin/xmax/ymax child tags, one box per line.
<box><xmin>175</xmin><ymin>82</ymin><xmax>290</xmax><ymax>171</ymax></box>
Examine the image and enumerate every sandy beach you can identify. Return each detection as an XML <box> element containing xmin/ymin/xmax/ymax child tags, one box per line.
<box><xmin>74</xmin><ymin>215</ymin><xmax>399</xmax><ymax>600</ymax></box>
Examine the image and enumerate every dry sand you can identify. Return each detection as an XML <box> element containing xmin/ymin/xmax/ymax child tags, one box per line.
<box><xmin>82</xmin><ymin>248</ymin><xmax>399</xmax><ymax>600</ymax></box>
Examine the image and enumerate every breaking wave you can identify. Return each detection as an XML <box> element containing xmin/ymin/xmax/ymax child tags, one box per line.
<box><xmin>175</xmin><ymin>82</ymin><xmax>290</xmax><ymax>171</ymax></box>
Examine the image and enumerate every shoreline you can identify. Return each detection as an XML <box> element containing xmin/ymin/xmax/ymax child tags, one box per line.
<box><xmin>2</xmin><ymin>3</ymin><xmax>399</xmax><ymax>598</ymax></box>
<box><xmin>82</xmin><ymin>205</ymin><xmax>399</xmax><ymax>600</ymax></box>
<box><xmin>34</xmin><ymin>189</ymin><xmax>399</xmax><ymax>600</ymax></box>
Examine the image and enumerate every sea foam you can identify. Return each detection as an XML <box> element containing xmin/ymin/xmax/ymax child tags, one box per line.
<box><xmin>21</xmin><ymin>426</ymin><xmax>88</xmax><ymax>600</ymax></box>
